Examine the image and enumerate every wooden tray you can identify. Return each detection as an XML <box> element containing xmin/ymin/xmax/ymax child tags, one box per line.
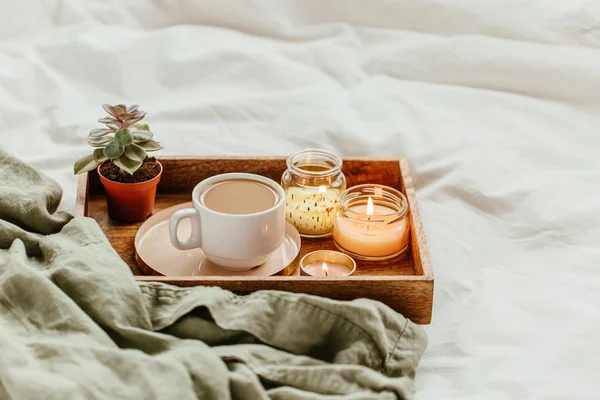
<box><xmin>75</xmin><ymin>157</ymin><xmax>433</xmax><ymax>324</ymax></box>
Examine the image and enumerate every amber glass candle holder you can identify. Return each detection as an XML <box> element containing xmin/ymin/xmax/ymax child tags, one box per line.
<box><xmin>281</xmin><ymin>149</ymin><xmax>346</xmax><ymax>238</ymax></box>
<box><xmin>333</xmin><ymin>184</ymin><xmax>409</xmax><ymax>261</ymax></box>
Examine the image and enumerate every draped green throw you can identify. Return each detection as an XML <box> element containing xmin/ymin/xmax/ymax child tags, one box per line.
<box><xmin>0</xmin><ymin>148</ymin><xmax>427</xmax><ymax>400</ymax></box>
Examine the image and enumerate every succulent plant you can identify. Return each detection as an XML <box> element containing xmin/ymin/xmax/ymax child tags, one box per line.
<box><xmin>74</xmin><ymin>104</ymin><xmax>163</xmax><ymax>175</ymax></box>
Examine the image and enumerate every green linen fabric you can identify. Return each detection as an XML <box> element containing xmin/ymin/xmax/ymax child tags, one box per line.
<box><xmin>0</xmin><ymin>148</ymin><xmax>427</xmax><ymax>400</ymax></box>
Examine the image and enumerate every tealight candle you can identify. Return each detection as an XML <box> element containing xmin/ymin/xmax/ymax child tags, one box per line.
<box><xmin>281</xmin><ymin>149</ymin><xmax>346</xmax><ymax>238</ymax></box>
<box><xmin>333</xmin><ymin>185</ymin><xmax>409</xmax><ymax>260</ymax></box>
<box><xmin>300</xmin><ymin>250</ymin><xmax>356</xmax><ymax>277</ymax></box>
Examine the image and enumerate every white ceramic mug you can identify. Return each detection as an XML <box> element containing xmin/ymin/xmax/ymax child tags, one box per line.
<box><xmin>169</xmin><ymin>173</ymin><xmax>286</xmax><ymax>271</ymax></box>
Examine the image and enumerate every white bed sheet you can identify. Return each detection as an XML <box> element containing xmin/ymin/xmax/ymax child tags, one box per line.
<box><xmin>1</xmin><ymin>1</ymin><xmax>599</xmax><ymax>398</ymax></box>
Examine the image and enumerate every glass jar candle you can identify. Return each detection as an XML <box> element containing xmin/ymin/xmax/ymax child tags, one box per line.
<box><xmin>281</xmin><ymin>149</ymin><xmax>346</xmax><ymax>237</ymax></box>
<box><xmin>333</xmin><ymin>184</ymin><xmax>409</xmax><ymax>260</ymax></box>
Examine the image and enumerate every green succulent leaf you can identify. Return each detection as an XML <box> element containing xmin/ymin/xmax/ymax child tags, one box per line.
<box><xmin>113</xmin><ymin>154</ymin><xmax>143</xmax><ymax>175</ymax></box>
<box><xmin>74</xmin><ymin>153</ymin><xmax>102</xmax><ymax>175</ymax></box>
<box><xmin>88</xmin><ymin>136</ymin><xmax>113</xmax><ymax>147</ymax></box>
<box><xmin>132</xmin><ymin>123</ymin><xmax>150</xmax><ymax>131</ymax></box>
<box><xmin>93</xmin><ymin>148</ymin><xmax>108</xmax><ymax>163</ymax></box>
<box><xmin>124</xmin><ymin>143</ymin><xmax>147</xmax><ymax>162</ymax></box>
<box><xmin>89</xmin><ymin>128</ymin><xmax>113</xmax><ymax>137</ymax></box>
<box><xmin>115</xmin><ymin>129</ymin><xmax>134</xmax><ymax>146</ymax></box>
<box><xmin>132</xmin><ymin>130</ymin><xmax>153</xmax><ymax>142</ymax></box>
<box><xmin>137</xmin><ymin>139</ymin><xmax>163</xmax><ymax>152</ymax></box>
<box><xmin>104</xmin><ymin>141</ymin><xmax>124</xmax><ymax>159</ymax></box>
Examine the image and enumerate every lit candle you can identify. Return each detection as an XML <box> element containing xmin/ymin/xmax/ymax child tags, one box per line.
<box><xmin>303</xmin><ymin>261</ymin><xmax>351</xmax><ymax>277</ymax></box>
<box><xmin>300</xmin><ymin>250</ymin><xmax>356</xmax><ymax>277</ymax></box>
<box><xmin>333</xmin><ymin>185</ymin><xmax>409</xmax><ymax>260</ymax></box>
<box><xmin>285</xmin><ymin>185</ymin><xmax>340</xmax><ymax>236</ymax></box>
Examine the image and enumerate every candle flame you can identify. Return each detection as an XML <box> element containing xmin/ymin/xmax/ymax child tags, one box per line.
<box><xmin>318</xmin><ymin>186</ymin><xmax>326</xmax><ymax>193</ymax></box>
<box><xmin>366</xmin><ymin>196</ymin><xmax>374</xmax><ymax>215</ymax></box>
<box><xmin>322</xmin><ymin>262</ymin><xmax>329</xmax><ymax>276</ymax></box>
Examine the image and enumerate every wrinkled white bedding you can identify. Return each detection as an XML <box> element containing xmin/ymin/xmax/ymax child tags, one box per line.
<box><xmin>2</xmin><ymin>1</ymin><xmax>599</xmax><ymax>398</ymax></box>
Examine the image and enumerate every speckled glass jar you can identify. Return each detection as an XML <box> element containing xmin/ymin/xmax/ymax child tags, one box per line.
<box><xmin>281</xmin><ymin>149</ymin><xmax>346</xmax><ymax>238</ymax></box>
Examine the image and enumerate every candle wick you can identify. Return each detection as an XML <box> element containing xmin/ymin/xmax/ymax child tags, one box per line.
<box><xmin>324</xmin><ymin>269</ymin><xmax>328</xmax><ymax>277</ymax></box>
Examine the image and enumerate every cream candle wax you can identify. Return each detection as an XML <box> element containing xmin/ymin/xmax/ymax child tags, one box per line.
<box><xmin>333</xmin><ymin>185</ymin><xmax>409</xmax><ymax>260</ymax></box>
<box><xmin>285</xmin><ymin>186</ymin><xmax>340</xmax><ymax>235</ymax></box>
<box><xmin>303</xmin><ymin>261</ymin><xmax>352</xmax><ymax>277</ymax></box>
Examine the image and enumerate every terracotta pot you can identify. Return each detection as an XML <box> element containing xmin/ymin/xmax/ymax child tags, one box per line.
<box><xmin>98</xmin><ymin>161</ymin><xmax>163</xmax><ymax>223</ymax></box>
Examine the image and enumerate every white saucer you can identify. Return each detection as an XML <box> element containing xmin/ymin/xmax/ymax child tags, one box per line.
<box><xmin>135</xmin><ymin>202</ymin><xmax>301</xmax><ymax>276</ymax></box>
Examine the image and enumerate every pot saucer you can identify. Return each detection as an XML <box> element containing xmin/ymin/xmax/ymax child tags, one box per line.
<box><xmin>135</xmin><ymin>202</ymin><xmax>301</xmax><ymax>276</ymax></box>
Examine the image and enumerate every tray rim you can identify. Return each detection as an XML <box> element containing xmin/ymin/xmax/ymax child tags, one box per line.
<box><xmin>76</xmin><ymin>156</ymin><xmax>432</xmax><ymax>283</ymax></box>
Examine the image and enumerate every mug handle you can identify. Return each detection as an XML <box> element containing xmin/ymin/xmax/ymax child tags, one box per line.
<box><xmin>169</xmin><ymin>208</ymin><xmax>202</xmax><ymax>250</ymax></box>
